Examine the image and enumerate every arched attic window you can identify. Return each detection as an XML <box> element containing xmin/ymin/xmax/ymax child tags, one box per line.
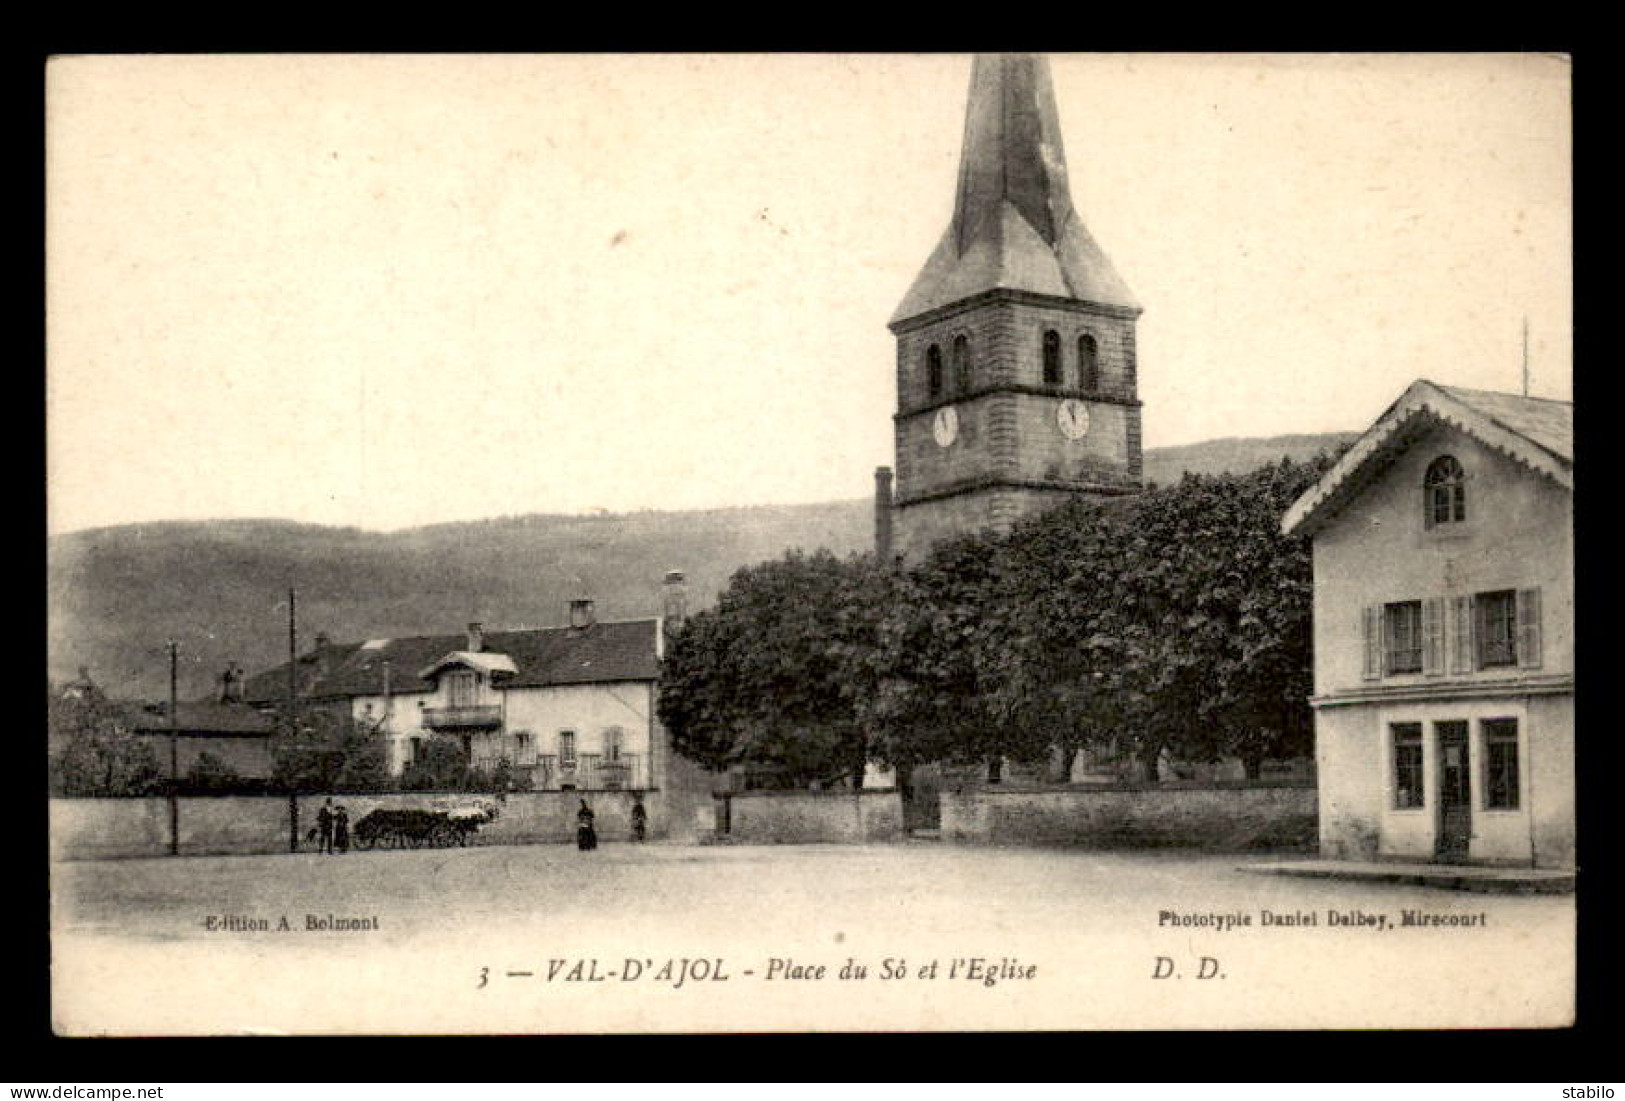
<box><xmin>926</xmin><ymin>344</ymin><xmax>943</xmax><ymax>399</ymax></box>
<box><xmin>1424</xmin><ymin>455</ymin><xmax>1466</xmax><ymax>526</ymax></box>
<box><xmin>952</xmin><ymin>334</ymin><xmax>972</xmax><ymax>393</ymax></box>
<box><xmin>1078</xmin><ymin>333</ymin><xmax>1099</xmax><ymax>391</ymax></box>
<box><xmin>1041</xmin><ymin>330</ymin><xmax>1062</xmax><ymax>385</ymax></box>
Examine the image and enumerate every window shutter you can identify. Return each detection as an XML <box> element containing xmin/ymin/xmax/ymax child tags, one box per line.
<box><xmin>1450</xmin><ymin>595</ymin><xmax>1474</xmax><ymax>674</ymax></box>
<box><xmin>1516</xmin><ymin>588</ymin><xmax>1543</xmax><ymax>669</ymax></box>
<box><xmin>1422</xmin><ymin>597</ymin><xmax>1445</xmax><ymax>675</ymax></box>
<box><xmin>1362</xmin><ymin>605</ymin><xmax>1381</xmax><ymax>681</ymax></box>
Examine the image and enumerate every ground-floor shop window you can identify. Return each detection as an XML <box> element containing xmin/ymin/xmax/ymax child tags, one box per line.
<box><xmin>1391</xmin><ymin>722</ymin><xmax>1424</xmax><ymax>808</ymax></box>
<box><xmin>1483</xmin><ymin>718</ymin><xmax>1520</xmax><ymax>810</ymax></box>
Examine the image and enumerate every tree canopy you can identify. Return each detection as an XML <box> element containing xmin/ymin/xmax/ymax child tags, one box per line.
<box><xmin>658</xmin><ymin>550</ymin><xmax>888</xmax><ymax>786</ymax></box>
<box><xmin>48</xmin><ymin>688</ymin><xmax>161</xmax><ymax>797</ymax></box>
<box><xmin>269</xmin><ymin>704</ymin><xmax>390</xmax><ymax>792</ymax></box>
<box><xmin>657</xmin><ymin>454</ymin><xmax>1338</xmax><ymax>786</ymax></box>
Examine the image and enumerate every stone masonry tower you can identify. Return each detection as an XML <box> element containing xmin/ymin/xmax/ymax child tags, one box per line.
<box><xmin>887</xmin><ymin>54</ymin><xmax>1143</xmax><ymax>559</ymax></box>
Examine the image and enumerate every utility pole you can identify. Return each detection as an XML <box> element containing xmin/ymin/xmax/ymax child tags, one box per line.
<box><xmin>286</xmin><ymin>587</ymin><xmax>299</xmax><ymax>854</ymax></box>
<box><xmin>287</xmin><ymin>587</ymin><xmax>298</xmax><ymax>714</ymax></box>
<box><xmin>1522</xmin><ymin>316</ymin><xmax>1531</xmax><ymax>397</ymax></box>
<box><xmin>168</xmin><ymin>640</ymin><xmax>179</xmax><ymax>856</ymax></box>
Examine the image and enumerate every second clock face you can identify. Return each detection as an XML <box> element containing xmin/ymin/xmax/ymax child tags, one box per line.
<box><xmin>933</xmin><ymin>406</ymin><xmax>959</xmax><ymax>447</ymax></box>
<box><xmin>1057</xmin><ymin>399</ymin><xmax>1090</xmax><ymax>440</ymax></box>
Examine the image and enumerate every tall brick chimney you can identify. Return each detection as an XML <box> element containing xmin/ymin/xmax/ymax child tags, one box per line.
<box><xmin>466</xmin><ymin>622</ymin><xmax>484</xmax><ymax>652</ymax></box>
<box><xmin>312</xmin><ymin>634</ymin><xmax>332</xmax><ymax>677</ymax></box>
<box><xmin>569</xmin><ymin>598</ymin><xmax>596</xmax><ymax>629</ymax></box>
<box><xmin>662</xmin><ymin>570</ymin><xmax>688</xmax><ymax>625</ymax></box>
<box><xmin>874</xmin><ymin>466</ymin><xmax>894</xmax><ymax>562</ymax></box>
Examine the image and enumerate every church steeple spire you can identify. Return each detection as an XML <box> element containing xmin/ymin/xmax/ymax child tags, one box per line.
<box><xmin>893</xmin><ymin>53</ymin><xmax>1137</xmax><ymax>325</ymax></box>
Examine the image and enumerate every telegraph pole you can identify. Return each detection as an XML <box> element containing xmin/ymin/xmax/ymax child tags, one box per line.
<box><xmin>286</xmin><ymin>587</ymin><xmax>300</xmax><ymax>853</ymax></box>
<box><xmin>1522</xmin><ymin>316</ymin><xmax>1531</xmax><ymax>397</ymax></box>
<box><xmin>168</xmin><ymin>640</ymin><xmax>179</xmax><ymax>856</ymax></box>
<box><xmin>287</xmin><ymin>587</ymin><xmax>298</xmax><ymax>714</ymax></box>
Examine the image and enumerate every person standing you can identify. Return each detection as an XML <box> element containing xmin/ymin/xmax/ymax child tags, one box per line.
<box><xmin>576</xmin><ymin>799</ymin><xmax>597</xmax><ymax>851</ymax></box>
<box><xmin>317</xmin><ymin>798</ymin><xmax>335</xmax><ymax>855</ymax></box>
<box><xmin>334</xmin><ymin>805</ymin><xmax>350</xmax><ymax>854</ymax></box>
<box><xmin>630</xmin><ymin>797</ymin><xmax>647</xmax><ymax>842</ymax></box>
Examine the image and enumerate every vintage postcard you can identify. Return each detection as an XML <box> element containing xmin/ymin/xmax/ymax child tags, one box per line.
<box><xmin>46</xmin><ymin>52</ymin><xmax>1574</xmax><ymax>1035</ymax></box>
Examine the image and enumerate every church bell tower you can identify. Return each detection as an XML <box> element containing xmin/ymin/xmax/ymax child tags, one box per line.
<box><xmin>887</xmin><ymin>54</ymin><xmax>1143</xmax><ymax>559</ymax></box>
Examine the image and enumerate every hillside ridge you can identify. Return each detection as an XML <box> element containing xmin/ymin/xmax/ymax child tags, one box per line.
<box><xmin>49</xmin><ymin>432</ymin><xmax>1353</xmax><ymax>699</ymax></box>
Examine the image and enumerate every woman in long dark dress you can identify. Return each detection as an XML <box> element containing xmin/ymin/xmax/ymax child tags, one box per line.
<box><xmin>576</xmin><ymin>799</ymin><xmax>597</xmax><ymax>851</ymax></box>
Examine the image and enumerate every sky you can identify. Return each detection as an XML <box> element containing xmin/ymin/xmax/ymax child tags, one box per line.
<box><xmin>46</xmin><ymin>53</ymin><xmax>1572</xmax><ymax>535</ymax></box>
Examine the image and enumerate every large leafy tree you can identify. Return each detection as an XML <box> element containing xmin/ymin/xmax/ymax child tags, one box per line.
<box><xmin>659</xmin><ymin>549</ymin><xmax>887</xmax><ymax>787</ymax></box>
<box><xmin>1202</xmin><ymin>457</ymin><xmax>1327</xmax><ymax>775</ymax></box>
<box><xmin>978</xmin><ymin>497</ymin><xmax>1131</xmax><ymax>780</ymax></box>
<box><xmin>861</xmin><ymin>533</ymin><xmax>1024</xmax><ymax>774</ymax></box>
<box><xmin>661</xmin><ymin>454</ymin><xmax>1337</xmax><ymax>784</ymax></box>
<box><xmin>269</xmin><ymin>703</ymin><xmax>389</xmax><ymax>792</ymax></box>
<box><xmin>48</xmin><ymin>689</ymin><xmax>162</xmax><ymax>797</ymax></box>
<box><xmin>1080</xmin><ymin>456</ymin><xmax>1334</xmax><ymax>778</ymax></box>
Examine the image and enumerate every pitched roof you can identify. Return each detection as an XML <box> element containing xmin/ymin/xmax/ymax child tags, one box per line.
<box><xmin>892</xmin><ymin>53</ymin><xmax>1137</xmax><ymax>326</ymax></box>
<box><xmin>1434</xmin><ymin>383</ymin><xmax>1573</xmax><ymax>462</ymax></box>
<box><xmin>242</xmin><ymin>619</ymin><xmax>660</xmax><ymax>704</ymax></box>
<box><xmin>120</xmin><ymin>699</ymin><xmax>276</xmax><ymax>736</ymax></box>
<box><xmin>1282</xmin><ymin>379</ymin><xmax>1574</xmax><ymax>537</ymax></box>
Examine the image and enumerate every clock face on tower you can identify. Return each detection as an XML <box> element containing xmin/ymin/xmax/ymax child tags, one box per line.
<box><xmin>932</xmin><ymin>406</ymin><xmax>959</xmax><ymax>447</ymax></box>
<box><xmin>1057</xmin><ymin>399</ymin><xmax>1090</xmax><ymax>440</ymax></box>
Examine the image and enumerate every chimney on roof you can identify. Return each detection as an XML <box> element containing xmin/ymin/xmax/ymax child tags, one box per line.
<box><xmin>874</xmin><ymin>466</ymin><xmax>894</xmax><ymax>563</ymax></box>
<box><xmin>569</xmin><ymin>598</ymin><xmax>596</xmax><ymax>630</ymax></box>
<box><xmin>662</xmin><ymin>571</ymin><xmax>688</xmax><ymax>626</ymax></box>
<box><xmin>312</xmin><ymin>633</ymin><xmax>332</xmax><ymax>678</ymax></box>
<box><xmin>467</xmin><ymin>622</ymin><xmax>484</xmax><ymax>653</ymax></box>
<box><xmin>219</xmin><ymin>663</ymin><xmax>245</xmax><ymax>704</ymax></box>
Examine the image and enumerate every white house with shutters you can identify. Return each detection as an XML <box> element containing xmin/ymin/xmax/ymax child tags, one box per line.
<box><xmin>241</xmin><ymin>578</ymin><xmax>711</xmax><ymax>808</ymax></box>
<box><xmin>1282</xmin><ymin>380</ymin><xmax>1573</xmax><ymax>868</ymax></box>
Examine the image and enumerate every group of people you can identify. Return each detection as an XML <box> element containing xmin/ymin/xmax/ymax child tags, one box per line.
<box><xmin>312</xmin><ymin>795</ymin><xmax>644</xmax><ymax>854</ymax></box>
<box><xmin>314</xmin><ymin>798</ymin><xmax>349</xmax><ymax>855</ymax></box>
<box><xmin>575</xmin><ymin>797</ymin><xmax>647</xmax><ymax>851</ymax></box>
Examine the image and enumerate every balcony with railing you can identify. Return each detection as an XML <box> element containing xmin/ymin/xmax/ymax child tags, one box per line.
<box><xmin>421</xmin><ymin>704</ymin><xmax>502</xmax><ymax>730</ymax></box>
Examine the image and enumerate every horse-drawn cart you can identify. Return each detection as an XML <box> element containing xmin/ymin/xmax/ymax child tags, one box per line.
<box><xmin>352</xmin><ymin>802</ymin><xmax>500</xmax><ymax>850</ymax></box>
<box><xmin>354</xmin><ymin>808</ymin><xmax>466</xmax><ymax>849</ymax></box>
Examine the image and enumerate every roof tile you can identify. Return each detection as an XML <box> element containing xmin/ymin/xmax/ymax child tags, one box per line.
<box><xmin>243</xmin><ymin>619</ymin><xmax>659</xmax><ymax>703</ymax></box>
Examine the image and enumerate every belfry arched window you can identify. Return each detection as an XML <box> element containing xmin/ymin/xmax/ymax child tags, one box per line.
<box><xmin>1425</xmin><ymin>456</ymin><xmax>1466</xmax><ymax>526</ymax></box>
<box><xmin>1042</xmin><ymin>330</ymin><xmax>1062</xmax><ymax>385</ymax></box>
<box><xmin>1078</xmin><ymin>333</ymin><xmax>1099</xmax><ymax>391</ymax></box>
<box><xmin>952</xmin><ymin>335</ymin><xmax>971</xmax><ymax>393</ymax></box>
<box><xmin>926</xmin><ymin>344</ymin><xmax>943</xmax><ymax>399</ymax></box>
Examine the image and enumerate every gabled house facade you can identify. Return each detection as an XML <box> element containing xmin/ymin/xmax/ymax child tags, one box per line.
<box><xmin>241</xmin><ymin>587</ymin><xmax>704</xmax><ymax>801</ymax></box>
<box><xmin>1283</xmin><ymin>380</ymin><xmax>1574</xmax><ymax>867</ymax></box>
